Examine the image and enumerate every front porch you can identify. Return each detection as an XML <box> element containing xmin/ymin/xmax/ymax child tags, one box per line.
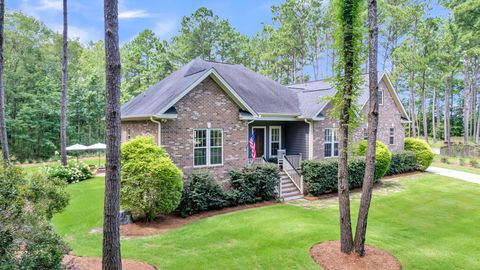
<box><xmin>247</xmin><ymin>120</ymin><xmax>310</xmax><ymax>162</ymax></box>
<box><xmin>247</xmin><ymin>120</ymin><xmax>308</xmax><ymax>201</ymax></box>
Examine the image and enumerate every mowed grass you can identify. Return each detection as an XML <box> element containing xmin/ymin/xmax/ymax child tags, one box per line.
<box><xmin>52</xmin><ymin>173</ymin><xmax>480</xmax><ymax>270</ymax></box>
<box><xmin>431</xmin><ymin>155</ymin><xmax>480</xmax><ymax>175</ymax></box>
<box><xmin>20</xmin><ymin>157</ymin><xmax>105</xmax><ymax>174</ymax></box>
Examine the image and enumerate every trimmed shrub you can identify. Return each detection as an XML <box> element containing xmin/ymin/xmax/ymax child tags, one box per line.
<box><xmin>301</xmin><ymin>158</ymin><xmax>374</xmax><ymax>196</ymax></box>
<box><xmin>459</xmin><ymin>157</ymin><xmax>466</xmax><ymax>166</ymax></box>
<box><xmin>404</xmin><ymin>138</ymin><xmax>434</xmax><ymax>171</ymax></box>
<box><xmin>121</xmin><ymin>137</ymin><xmax>183</xmax><ymax>221</ymax></box>
<box><xmin>45</xmin><ymin>160</ymin><xmax>93</xmax><ymax>183</ymax></box>
<box><xmin>227</xmin><ymin>164</ymin><xmax>280</xmax><ymax>205</ymax></box>
<box><xmin>356</xmin><ymin>140</ymin><xmax>392</xmax><ymax>180</ymax></box>
<box><xmin>470</xmin><ymin>159</ymin><xmax>479</xmax><ymax>168</ymax></box>
<box><xmin>0</xmin><ymin>166</ymin><xmax>69</xmax><ymax>270</ymax></box>
<box><xmin>176</xmin><ymin>164</ymin><xmax>280</xmax><ymax>217</ymax></box>
<box><xmin>177</xmin><ymin>171</ymin><xmax>226</xmax><ymax>217</ymax></box>
<box><xmin>385</xmin><ymin>151</ymin><xmax>417</xmax><ymax>175</ymax></box>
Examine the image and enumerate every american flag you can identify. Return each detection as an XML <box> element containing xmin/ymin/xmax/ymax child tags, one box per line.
<box><xmin>249</xmin><ymin>132</ymin><xmax>256</xmax><ymax>159</ymax></box>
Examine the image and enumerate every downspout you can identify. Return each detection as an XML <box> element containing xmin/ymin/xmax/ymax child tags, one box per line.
<box><xmin>150</xmin><ymin>116</ymin><xmax>161</xmax><ymax>146</ymax></box>
<box><xmin>304</xmin><ymin>119</ymin><xmax>314</xmax><ymax>160</ymax></box>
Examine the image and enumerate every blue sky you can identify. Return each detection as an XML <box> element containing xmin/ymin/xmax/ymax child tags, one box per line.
<box><xmin>9</xmin><ymin>0</ymin><xmax>286</xmax><ymax>44</ymax></box>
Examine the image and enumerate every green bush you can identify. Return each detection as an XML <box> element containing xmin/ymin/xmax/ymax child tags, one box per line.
<box><xmin>459</xmin><ymin>157</ymin><xmax>466</xmax><ymax>166</ymax></box>
<box><xmin>470</xmin><ymin>159</ymin><xmax>479</xmax><ymax>168</ymax></box>
<box><xmin>404</xmin><ymin>138</ymin><xmax>434</xmax><ymax>171</ymax></box>
<box><xmin>0</xmin><ymin>166</ymin><xmax>69</xmax><ymax>269</ymax></box>
<box><xmin>440</xmin><ymin>156</ymin><xmax>450</xmax><ymax>164</ymax></box>
<box><xmin>356</xmin><ymin>140</ymin><xmax>392</xmax><ymax>180</ymax></box>
<box><xmin>385</xmin><ymin>151</ymin><xmax>417</xmax><ymax>175</ymax></box>
<box><xmin>177</xmin><ymin>171</ymin><xmax>226</xmax><ymax>217</ymax></box>
<box><xmin>176</xmin><ymin>164</ymin><xmax>280</xmax><ymax>217</ymax></box>
<box><xmin>301</xmin><ymin>158</ymin><xmax>374</xmax><ymax>196</ymax></box>
<box><xmin>45</xmin><ymin>160</ymin><xmax>93</xmax><ymax>183</ymax></box>
<box><xmin>227</xmin><ymin>164</ymin><xmax>280</xmax><ymax>205</ymax></box>
<box><xmin>121</xmin><ymin>137</ymin><xmax>183</xmax><ymax>221</ymax></box>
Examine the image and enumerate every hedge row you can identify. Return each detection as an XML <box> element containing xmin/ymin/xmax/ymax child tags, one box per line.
<box><xmin>302</xmin><ymin>138</ymin><xmax>434</xmax><ymax>196</ymax></box>
<box><xmin>176</xmin><ymin>164</ymin><xmax>280</xmax><ymax>217</ymax></box>
<box><xmin>301</xmin><ymin>158</ymin><xmax>374</xmax><ymax>196</ymax></box>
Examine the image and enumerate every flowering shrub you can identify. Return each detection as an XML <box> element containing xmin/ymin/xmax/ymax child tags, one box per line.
<box><xmin>45</xmin><ymin>160</ymin><xmax>93</xmax><ymax>183</ymax></box>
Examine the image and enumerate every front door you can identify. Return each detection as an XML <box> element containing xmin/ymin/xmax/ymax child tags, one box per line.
<box><xmin>253</xmin><ymin>127</ymin><xmax>265</xmax><ymax>158</ymax></box>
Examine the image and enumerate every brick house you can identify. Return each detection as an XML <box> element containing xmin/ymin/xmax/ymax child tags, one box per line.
<box><xmin>121</xmin><ymin>58</ymin><xmax>409</xmax><ymax>200</ymax></box>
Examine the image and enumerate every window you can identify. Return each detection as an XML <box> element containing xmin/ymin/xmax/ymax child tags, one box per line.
<box><xmin>324</xmin><ymin>128</ymin><xmax>338</xmax><ymax>158</ymax></box>
<box><xmin>389</xmin><ymin>128</ymin><xmax>395</xmax><ymax>145</ymax></box>
<box><xmin>363</xmin><ymin>128</ymin><xmax>368</xmax><ymax>140</ymax></box>
<box><xmin>270</xmin><ymin>126</ymin><xmax>282</xmax><ymax>157</ymax></box>
<box><xmin>378</xmin><ymin>90</ymin><xmax>384</xmax><ymax>105</ymax></box>
<box><xmin>194</xmin><ymin>129</ymin><xmax>223</xmax><ymax>166</ymax></box>
<box><xmin>127</xmin><ymin>128</ymin><xmax>131</xmax><ymax>140</ymax></box>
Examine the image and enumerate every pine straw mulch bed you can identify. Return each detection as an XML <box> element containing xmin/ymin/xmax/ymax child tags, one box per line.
<box><xmin>310</xmin><ymin>240</ymin><xmax>402</xmax><ymax>270</ymax></box>
<box><xmin>63</xmin><ymin>255</ymin><xmax>157</xmax><ymax>270</ymax></box>
<box><xmin>90</xmin><ymin>201</ymin><xmax>277</xmax><ymax>237</ymax></box>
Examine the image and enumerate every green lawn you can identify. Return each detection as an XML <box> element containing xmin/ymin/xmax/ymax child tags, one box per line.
<box><xmin>20</xmin><ymin>157</ymin><xmax>105</xmax><ymax>174</ymax></box>
<box><xmin>431</xmin><ymin>155</ymin><xmax>480</xmax><ymax>174</ymax></box>
<box><xmin>52</xmin><ymin>174</ymin><xmax>480</xmax><ymax>270</ymax></box>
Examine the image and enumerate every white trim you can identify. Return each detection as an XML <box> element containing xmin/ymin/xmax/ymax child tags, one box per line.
<box><xmin>324</xmin><ymin>128</ymin><xmax>339</xmax><ymax>158</ymax></box>
<box><xmin>121</xmin><ymin>114</ymin><xmax>177</xmax><ymax>121</ymax></box>
<box><xmin>380</xmin><ymin>72</ymin><xmax>410</xmax><ymax>121</ymax></box>
<box><xmin>378</xmin><ymin>89</ymin><xmax>384</xmax><ymax>105</ymax></box>
<box><xmin>389</xmin><ymin>127</ymin><xmax>395</xmax><ymax>145</ymax></box>
<box><xmin>304</xmin><ymin>119</ymin><xmax>314</xmax><ymax>159</ymax></box>
<box><xmin>251</xmin><ymin>126</ymin><xmax>267</xmax><ymax>158</ymax></box>
<box><xmin>157</xmin><ymin>68</ymin><xmax>258</xmax><ymax>117</ymax></box>
<box><xmin>193</xmin><ymin>128</ymin><xmax>224</xmax><ymax>168</ymax></box>
<box><xmin>269</xmin><ymin>126</ymin><xmax>282</xmax><ymax>157</ymax></box>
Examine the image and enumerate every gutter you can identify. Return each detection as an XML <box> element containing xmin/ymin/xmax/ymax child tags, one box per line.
<box><xmin>150</xmin><ymin>116</ymin><xmax>162</xmax><ymax>146</ymax></box>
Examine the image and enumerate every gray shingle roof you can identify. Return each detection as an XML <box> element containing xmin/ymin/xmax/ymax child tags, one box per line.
<box><xmin>121</xmin><ymin>59</ymin><xmax>405</xmax><ymax>121</ymax></box>
<box><xmin>288</xmin><ymin>74</ymin><xmax>370</xmax><ymax>118</ymax></box>
<box><xmin>121</xmin><ymin>58</ymin><xmax>301</xmax><ymax>119</ymax></box>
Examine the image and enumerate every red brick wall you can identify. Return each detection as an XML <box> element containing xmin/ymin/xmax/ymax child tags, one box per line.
<box><xmin>312</xmin><ymin>78</ymin><xmax>405</xmax><ymax>159</ymax></box>
<box><xmin>160</xmin><ymin>76</ymin><xmax>248</xmax><ymax>182</ymax></box>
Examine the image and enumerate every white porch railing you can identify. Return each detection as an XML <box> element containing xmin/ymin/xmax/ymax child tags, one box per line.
<box><xmin>283</xmin><ymin>154</ymin><xmax>303</xmax><ymax>194</ymax></box>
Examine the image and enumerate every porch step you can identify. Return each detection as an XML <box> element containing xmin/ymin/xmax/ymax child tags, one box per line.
<box><xmin>279</xmin><ymin>170</ymin><xmax>304</xmax><ymax>201</ymax></box>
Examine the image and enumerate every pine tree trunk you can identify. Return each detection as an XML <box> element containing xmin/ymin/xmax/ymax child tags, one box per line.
<box><xmin>409</xmin><ymin>71</ymin><xmax>416</xmax><ymax>137</ymax></box>
<box><xmin>444</xmin><ymin>74</ymin><xmax>453</xmax><ymax>145</ymax></box>
<box><xmin>472</xmin><ymin>58</ymin><xmax>479</xmax><ymax>144</ymax></box>
<box><xmin>463</xmin><ymin>59</ymin><xmax>470</xmax><ymax>144</ymax></box>
<box><xmin>60</xmin><ymin>0</ymin><xmax>68</xmax><ymax>166</ymax></box>
<box><xmin>354</xmin><ymin>0</ymin><xmax>378</xmax><ymax>256</ymax></box>
<box><xmin>102</xmin><ymin>0</ymin><xmax>122</xmax><ymax>269</ymax></box>
<box><xmin>0</xmin><ymin>0</ymin><xmax>9</xmax><ymax>164</ymax></box>
<box><xmin>432</xmin><ymin>89</ymin><xmax>436</xmax><ymax>143</ymax></box>
<box><xmin>421</xmin><ymin>72</ymin><xmax>428</xmax><ymax>142</ymax></box>
<box><xmin>436</xmin><ymin>90</ymin><xmax>441</xmax><ymax>140</ymax></box>
<box><xmin>336</xmin><ymin>0</ymin><xmax>363</xmax><ymax>254</ymax></box>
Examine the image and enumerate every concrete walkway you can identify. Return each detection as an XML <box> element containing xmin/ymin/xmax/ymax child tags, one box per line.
<box><xmin>427</xmin><ymin>166</ymin><xmax>480</xmax><ymax>185</ymax></box>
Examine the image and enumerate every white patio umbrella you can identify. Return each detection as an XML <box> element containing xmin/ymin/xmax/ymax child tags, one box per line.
<box><xmin>87</xmin><ymin>143</ymin><xmax>106</xmax><ymax>167</ymax></box>
<box><xmin>66</xmin><ymin>144</ymin><xmax>88</xmax><ymax>161</ymax></box>
<box><xmin>66</xmin><ymin>144</ymin><xmax>88</xmax><ymax>151</ymax></box>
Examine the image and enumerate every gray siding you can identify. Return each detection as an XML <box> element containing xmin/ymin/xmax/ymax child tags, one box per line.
<box><xmin>285</xmin><ymin>121</ymin><xmax>309</xmax><ymax>158</ymax></box>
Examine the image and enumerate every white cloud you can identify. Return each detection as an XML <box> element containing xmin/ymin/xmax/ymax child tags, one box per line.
<box><xmin>37</xmin><ymin>0</ymin><xmax>63</xmax><ymax>11</ymax></box>
<box><xmin>118</xmin><ymin>9</ymin><xmax>152</xmax><ymax>19</ymax></box>
<box><xmin>153</xmin><ymin>18</ymin><xmax>177</xmax><ymax>39</ymax></box>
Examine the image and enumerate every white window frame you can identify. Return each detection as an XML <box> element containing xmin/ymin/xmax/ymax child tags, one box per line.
<box><xmin>269</xmin><ymin>126</ymin><xmax>282</xmax><ymax>157</ymax></box>
<box><xmin>389</xmin><ymin>127</ymin><xmax>395</xmax><ymax>145</ymax></box>
<box><xmin>378</xmin><ymin>90</ymin><xmax>384</xmax><ymax>105</ymax></box>
<box><xmin>363</xmin><ymin>127</ymin><xmax>368</xmax><ymax>140</ymax></box>
<box><xmin>193</xmin><ymin>128</ymin><xmax>224</xmax><ymax>167</ymax></box>
<box><xmin>324</xmin><ymin>128</ymin><xmax>339</xmax><ymax>158</ymax></box>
